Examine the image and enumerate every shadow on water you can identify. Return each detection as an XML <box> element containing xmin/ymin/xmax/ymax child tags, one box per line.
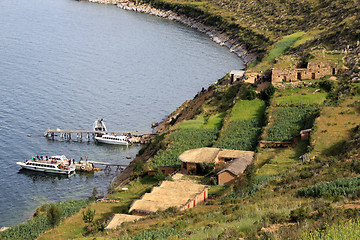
<box><xmin>17</xmin><ymin>169</ymin><xmax>75</xmax><ymax>183</ymax></box>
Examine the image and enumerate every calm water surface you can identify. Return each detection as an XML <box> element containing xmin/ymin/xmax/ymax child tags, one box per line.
<box><xmin>0</xmin><ymin>0</ymin><xmax>244</xmax><ymax>226</ymax></box>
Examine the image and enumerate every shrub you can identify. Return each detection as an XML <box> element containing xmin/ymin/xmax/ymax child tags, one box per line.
<box><xmin>47</xmin><ymin>204</ymin><xmax>62</xmax><ymax>227</ymax></box>
<box><xmin>290</xmin><ymin>206</ymin><xmax>310</xmax><ymax>222</ymax></box>
<box><xmin>82</xmin><ymin>208</ymin><xmax>95</xmax><ymax>225</ymax></box>
<box><xmin>154</xmin><ymin>170</ymin><xmax>166</xmax><ymax>181</ymax></box>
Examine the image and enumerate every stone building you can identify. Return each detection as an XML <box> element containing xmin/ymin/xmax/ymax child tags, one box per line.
<box><xmin>272</xmin><ymin>61</ymin><xmax>338</xmax><ymax>84</ymax></box>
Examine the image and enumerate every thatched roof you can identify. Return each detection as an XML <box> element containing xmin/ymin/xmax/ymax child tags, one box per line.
<box><xmin>105</xmin><ymin>214</ymin><xmax>143</xmax><ymax>230</ymax></box>
<box><xmin>217</xmin><ymin>152</ymin><xmax>254</xmax><ymax>176</ymax></box>
<box><xmin>217</xmin><ymin>150</ymin><xmax>254</xmax><ymax>159</ymax></box>
<box><xmin>129</xmin><ymin>180</ymin><xmax>208</xmax><ymax>214</ymax></box>
<box><xmin>179</xmin><ymin>147</ymin><xmax>221</xmax><ymax>163</ymax></box>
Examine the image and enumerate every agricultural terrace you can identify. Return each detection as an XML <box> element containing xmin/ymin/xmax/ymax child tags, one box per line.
<box><xmin>151</xmin><ymin>114</ymin><xmax>221</xmax><ymax>168</ymax></box>
<box><xmin>297</xmin><ymin>177</ymin><xmax>360</xmax><ymax>198</ymax></box>
<box><xmin>273</xmin><ymin>87</ymin><xmax>327</xmax><ymax>106</ymax></box>
<box><xmin>216</xmin><ymin>100</ymin><xmax>265</xmax><ymax>150</ymax></box>
<box><xmin>310</xmin><ymin>98</ymin><xmax>360</xmax><ymax>156</ymax></box>
<box><xmin>265</xmin><ymin>106</ymin><xmax>318</xmax><ymax>141</ymax></box>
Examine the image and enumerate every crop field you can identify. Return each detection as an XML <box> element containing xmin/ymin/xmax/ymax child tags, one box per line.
<box><xmin>274</xmin><ymin>93</ymin><xmax>327</xmax><ymax>105</ymax></box>
<box><xmin>176</xmin><ymin>115</ymin><xmax>205</xmax><ymax>129</ymax></box>
<box><xmin>311</xmin><ymin>100</ymin><xmax>360</xmax><ymax>155</ymax></box>
<box><xmin>297</xmin><ymin>177</ymin><xmax>360</xmax><ymax>198</ymax></box>
<box><xmin>151</xmin><ymin>128</ymin><xmax>218</xmax><ymax>168</ymax></box>
<box><xmin>204</xmin><ymin>113</ymin><xmax>225</xmax><ymax>129</ymax></box>
<box><xmin>230</xmin><ymin>100</ymin><xmax>266</xmax><ymax>121</ymax></box>
<box><xmin>216</xmin><ymin>100</ymin><xmax>265</xmax><ymax>150</ymax></box>
<box><xmin>216</xmin><ymin>119</ymin><xmax>262</xmax><ymax>150</ymax></box>
<box><xmin>255</xmin><ymin>140</ymin><xmax>308</xmax><ymax>176</ymax></box>
<box><xmin>265</xmin><ymin>106</ymin><xmax>318</xmax><ymax>141</ymax></box>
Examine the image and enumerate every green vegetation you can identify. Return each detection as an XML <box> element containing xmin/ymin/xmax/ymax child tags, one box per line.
<box><xmin>266</xmin><ymin>106</ymin><xmax>318</xmax><ymax>141</ymax></box>
<box><xmin>297</xmin><ymin>177</ymin><xmax>360</xmax><ymax>198</ymax></box>
<box><xmin>216</xmin><ymin>100</ymin><xmax>265</xmax><ymax>150</ymax></box>
<box><xmin>216</xmin><ymin>119</ymin><xmax>262</xmax><ymax>150</ymax></box>
<box><xmin>204</xmin><ymin>112</ymin><xmax>225</xmax><ymax>129</ymax></box>
<box><xmin>303</xmin><ymin>219</ymin><xmax>360</xmax><ymax>240</ymax></box>
<box><xmin>266</xmin><ymin>32</ymin><xmax>305</xmax><ymax>61</ymax></box>
<box><xmin>119</xmin><ymin>228</ymin><xmax>187</xmax><ymax>240</ymax></box>
<box><xmin>0</xmin><ymin>200</ymin><xmax>89</xmax><ymax>240</ymax></box>
<box><xmin>151</xmin><ymin>128</ymin><xmax>218</xmax><ymax>168</ymax></box>
<box><xmin>47</xmin><ymin>204</ymin><xmax>62</xmax><ymax>228</ymax></box>
<box><xmin>176</xmin><ymin>115</ymin><xmax>205</xmax><ymax>129</ymax></box>
<box><xmin>229</xmin><ymin>100</ymin><xmax>266</xmax><ymax>121</ymax></box>
<box><xmin>274</xmin><ymin>93</ymin><xmax>327</xmax><ymax>105</ymax></box>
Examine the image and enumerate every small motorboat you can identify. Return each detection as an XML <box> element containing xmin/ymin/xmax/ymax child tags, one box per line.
<box><xmin>94</xmin><ymin>134</ymin><xmax>131</xmax><ymax>145</ymax></box>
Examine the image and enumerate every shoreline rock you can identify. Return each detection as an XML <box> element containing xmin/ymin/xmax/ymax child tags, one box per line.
<box><xmin>85</xmin><ymin>0</ymin><xmax>257</xmax><ymax>65</ymax></box>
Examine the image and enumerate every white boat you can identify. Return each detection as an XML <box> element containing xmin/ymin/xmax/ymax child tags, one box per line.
<box><xmin>17</xmin><ymin>155</ymin><xmax>76</xmax><ymax>175</ymax></box>
<box><xmin>95</xmin><ymin>134</ymin><xmax>130</xmax><ymax>145</ymax></box>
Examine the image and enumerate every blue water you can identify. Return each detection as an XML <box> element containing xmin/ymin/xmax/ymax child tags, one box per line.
<box><xmin>0</xmin><ymin>0</ymin><xmax>244</xmax><ymax>227</ymax></box>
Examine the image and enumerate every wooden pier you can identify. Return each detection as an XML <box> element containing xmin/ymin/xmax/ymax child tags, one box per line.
<box><xmin>44</xmin><ymin>129</ymin><xmax>157</xmax><ymax>142</ymax></box>
<box><xmin>88</xmin><ymin>161</ymin><xmax>127</xmax><ymax>171</ymax></box>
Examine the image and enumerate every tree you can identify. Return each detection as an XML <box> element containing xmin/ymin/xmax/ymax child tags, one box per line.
<box><xmin>82</xmin><ymin>208</ymin><xmax>95</xmax><ymax>225</ymax></box>
<box><xmin>47</xmin><ymin>204</ymin><xmax>62</xmax><ymax>227</ymax></box>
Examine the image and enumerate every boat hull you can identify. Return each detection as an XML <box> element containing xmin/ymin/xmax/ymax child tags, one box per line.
<box><xmin>95</xmin><ymin>136</ymin><xmax>129</xmax><ymax>145</ymax></box>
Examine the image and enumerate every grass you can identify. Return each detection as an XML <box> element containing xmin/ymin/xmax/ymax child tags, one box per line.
<box><xmin>274</xmin><ymin>92</ymin><xmax>327</xmax><ymax>105</ymax></box>
<box><xmin>303</xmin><ymin>219</ymin><xmax>360</xmax><ymax>240</ymax></box>
<box><xmin>176</xmin><ymin>115</ymin><xmax>205</xmax><ymax>129</ymax></box>
<box><xmin>230</xmin><ymin>99</ymin><xmax>266</xmax><ymax>121</ymax></box>
<box><xmin>311</xmin><ymin>99</ymin><xmax>360</xmax><ymax>156</ymax></box>
<box><xmin>204</xmin><ymin>112</ymin><xmax>225</xmax><ymax>129</ymax></box>
<box><xmin>265</xmin><ymin>32</ymin><xmax>305</xmax><ymax>61</ymax></box>
<box><xmin>255</xmin><ymin>140</ymin><xmax>308</xmax><ymax>176</ymax></box>
<box><xmin>292</xmin><ymin>29</ymin><xmax>323</xmax><ymax>48</ymax></box>
<box><xmin>37</xmin><ymin>176</ymin><xmax>158</xmax><ymax>239</ymax></box>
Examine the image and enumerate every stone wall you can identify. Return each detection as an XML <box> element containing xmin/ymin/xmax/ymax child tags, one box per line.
<box><xmin>272</xmin><ymin>61</ymin><xmax>338</xmax><ymax>84</ymax></box>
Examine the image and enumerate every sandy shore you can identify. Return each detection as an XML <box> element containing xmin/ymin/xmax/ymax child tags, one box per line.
<box><xmin>85</xmin><ymin>0</ymin><xmax>257</xmax><ymax>65</ymax></box>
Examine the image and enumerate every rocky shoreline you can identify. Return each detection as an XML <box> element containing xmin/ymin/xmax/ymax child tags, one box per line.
<box><xmin>84</xmin><ymin>0</ymin><xmax>257</xmax><ymax>65</ymax></box>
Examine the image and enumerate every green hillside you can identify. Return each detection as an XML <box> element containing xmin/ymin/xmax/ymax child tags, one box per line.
<box><xmin>1</xmin><ymin>0</ymin><xmax>360</xmax><ymax>239</ymax></box>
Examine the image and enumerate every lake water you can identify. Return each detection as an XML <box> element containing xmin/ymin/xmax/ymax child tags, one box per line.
<box><xmin>0</xmin><ymin>0</ymin><xmax>244</xmax><ymax>227</ymax></box>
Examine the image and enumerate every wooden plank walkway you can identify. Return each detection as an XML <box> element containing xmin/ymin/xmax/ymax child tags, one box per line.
<box><xmin>44</xmin><ymin>129</ymin><xmax>157</xmax><ymax>142</ymax></box>
<box><xmin>87</xmin><ymin>161</ymin><xmax>127</xmax><ymax>167</ymax></box>
<box><xmin>44</xmin><ymin>129</ymin><xmax>155</xmax><ymax>136</ymax></box>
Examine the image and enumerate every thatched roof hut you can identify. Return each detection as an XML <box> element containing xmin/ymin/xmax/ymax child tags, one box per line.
<box><xmin>129</xmin><ymin>180</ymin><xmax>208</xmax><ymax>215</ymax></box>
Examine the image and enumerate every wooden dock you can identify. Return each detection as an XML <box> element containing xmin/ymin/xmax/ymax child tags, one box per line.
<box><xmin>88</xmin><ymin>161</ymin><xmax>127</xmax><ymax>171</ymax></box>
<box><xmin>44</xmin><ymin>129</ymin><xmax>157</xmax><ymax>142</ymax></box>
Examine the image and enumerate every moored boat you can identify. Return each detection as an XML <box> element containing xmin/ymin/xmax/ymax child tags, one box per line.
<box><xmin>17</xmin><ymin>155</ymin><xmax>76</xmax><ymax>175</ymax></box>
<box><xmin>94</xmin><ymin>134</ymin><xmax>131</xmax><ymax>145</ymax></box>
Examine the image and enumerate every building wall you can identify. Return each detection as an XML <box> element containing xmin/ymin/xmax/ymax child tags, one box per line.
<box><xmin>272</xmin><ymin>62</ymin><xmax>338</xmax><ymax>84</ymax></box>
<box><xmin>181</xmin><ymin>162</ymin><xmax>197</xmax><ymax>175</ymax></box>
<box><xmin>218</xmin><ymin>171</ymin><xmax>237</xmax><ymax>185</ymax></box>
<box><xmin>180</xmin><ymin>187</ymin><xmax>208</xmax><ymax>211</ymax></box>
<box><xmin>158</xmin><ymin>166</ymin><xmax>178</xmax><ymax>176</ymax></box>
